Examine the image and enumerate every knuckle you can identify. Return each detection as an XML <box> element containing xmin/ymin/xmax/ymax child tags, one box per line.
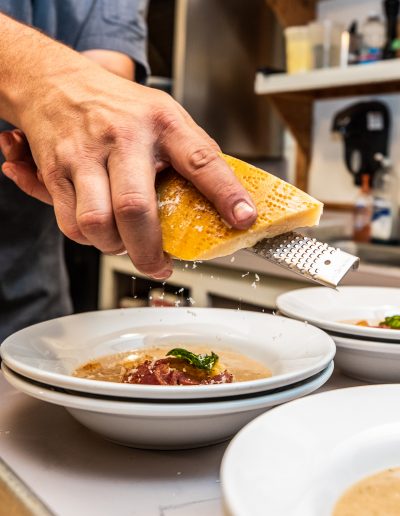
<box><xmin>187</xmin><ymin>146</ymin><xmax>219</xmax><ymax>176</ymax></box>
<box><xmin>102</xmin><ymin>124</ymin><xmax>123</xmax><ymax>144</ymax></box>
<box><xmin>153</xmin><ymin>109</ymin><xmax>181</xmax><ymax>135</ymax></box>
<box><xmin>213</xmin><ymin>183</ymin><xmax>240</xmax><ymax>204</ymax></box>
<box><xmin>42</xmin><ymin>166</ymin><xmax>72</xmax><ymax>193</ymax></box>
<box><xmin>115</xmin><ymin>192</ymin><xmax>151</xmax><ymax>222</ymax></box>
<box><xmin>102</xmin><ymin>124</ymin><xmax>138</xmax><ymax>151</ymax></box>
<box><xmin>78</xmin><ymin>209</ymin><xmax>112</xmax><ymax>232</ymax></box>
<box><xmin>61</xmin><ymin>223</ymin><xmax>85</xmax><ymax>242</ymax></box>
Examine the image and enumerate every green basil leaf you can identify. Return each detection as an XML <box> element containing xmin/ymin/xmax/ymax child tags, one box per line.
<box><xmin>166</xmin><ymin>348</ymin><xmax>219</xmax><ymax>371</ymax></box>
<box><xmin>380</xmin><ymin>315</ymin><xmax>400</xmax><ymax>329</ymax></box>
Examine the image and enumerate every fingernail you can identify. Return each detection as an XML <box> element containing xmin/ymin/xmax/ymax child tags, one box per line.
<box><xmin>2</xmin><ymin>164</ymin><xmax>16</xmax><ymax>181</ymax></box>
<box><xmin>152</xmin><ymin>269</ymin><xmax>173</xmax><ymax>281</ymax></box>
<box><xmin>233</xmin><ymin>201</ymin><xmax>255</xmax><ymax>223</ymax></box>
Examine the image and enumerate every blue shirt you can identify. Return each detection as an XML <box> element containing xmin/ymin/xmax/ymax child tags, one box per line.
<box><xmin>0</xmin><ymin>0</ymin><xmax>149</xmax><ymax>342</ymax></box>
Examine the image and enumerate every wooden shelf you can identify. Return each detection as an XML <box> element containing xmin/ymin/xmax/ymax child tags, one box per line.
<box><xmin>262</xmin><ymin>0</ymin><xmax>400</xmax><ymax>200</ymax></box>
<box><xmin>255</xmin><ymin>60</ymin><xmax>400</xmax><ymax>99</ymax></box>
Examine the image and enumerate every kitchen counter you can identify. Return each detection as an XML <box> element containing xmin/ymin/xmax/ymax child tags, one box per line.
<box><xmin>0</xmin><ymin>370</ymin><xmax>363</xmax><ymax>516</ymax></box>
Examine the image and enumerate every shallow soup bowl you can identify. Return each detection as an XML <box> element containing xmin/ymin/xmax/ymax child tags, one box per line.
<box><xmin>1</xmin><ymin>308</ymin><xmax>335</xmax><ymax>400</ymax></box>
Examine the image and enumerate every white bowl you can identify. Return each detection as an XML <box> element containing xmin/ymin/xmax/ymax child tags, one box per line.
<box><xmin>1</xmin><ymin>308</ymin><xmax>335</xmax><ymax>400</ymax></box>
<box><xmin>277</xmin><ymin>287</ymin><xmax>400</xmax><ymax>341</ymax></box>
<box><xmin>221</xmin><ymin>385</ymin><xmax>400</xmax><ymax>516</ymax></box>
<box><xmin>332</xmin><ymin>333</ymin><xmax>400</xmax><ymax>383</ymax></box>
<box><xmin>1</xmin><ymin>362</ymin><xmax>333</xmax><ymax>450</ymax></box>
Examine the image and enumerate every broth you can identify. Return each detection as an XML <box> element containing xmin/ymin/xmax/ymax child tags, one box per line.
<box><xmin>333</xmin><ymin>468</ymin><xmax>400</xmax><ymax>516</ymax></box>
<box><xmin>74</xmin><ymin>345</ymin><xmax>272</xmax><ymax>385</ymax></box>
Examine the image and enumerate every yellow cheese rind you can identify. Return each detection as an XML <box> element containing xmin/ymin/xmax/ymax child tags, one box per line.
<box><xmin>157</xmin><ymin>154</ymin><xmax>323</xmax><ymax>261</ymax></box>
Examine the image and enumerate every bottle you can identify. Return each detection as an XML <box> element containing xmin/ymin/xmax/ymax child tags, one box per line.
<box><xmin>360</xmin><ymin>12</ymin><xmax>386</xmax><ymax>62</ymax></box>
<box><xmin>383</xmin><ymin>0</ymin><xmax>400</xmax><ymax>59</ymax></box>
<box><xmin>371</xmin><ymin>154</ymin><xmax>400</xmax><ymax>244</ymax></box>
<box><xmin>353</xmin><ymin>174</ymin><xmax>373</xmax><ymax>242</ymax></box>
<box><xmin>284</xmin><ymin>26</ymin><xmax>312</xmax><ymax>74</ymax></box>
<box><xmin>348</xmin><ymin>21</ymin><xmax>362</xmax><ymax>65</ymax></box>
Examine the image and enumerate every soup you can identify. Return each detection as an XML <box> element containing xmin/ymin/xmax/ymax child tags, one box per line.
<box><xmin>333</xmin><ymin>468</ymin><xmax>400</xmax><ymax>516</ymax></box>
<box><xmin>341</xmin><ymin>315</ymin><xmax>400</xmax><ymax>330</ymax></box>
<box><xmin>74</xmin><ymin>346</ymin><xmax>272</xmax><ymax>386</ymax></box>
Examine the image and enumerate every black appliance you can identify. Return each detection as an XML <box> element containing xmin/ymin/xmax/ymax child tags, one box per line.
<box><xmin>332</xmin><ymin>101</ymin><xmax>391</xmax><ymax>186</ymax></box>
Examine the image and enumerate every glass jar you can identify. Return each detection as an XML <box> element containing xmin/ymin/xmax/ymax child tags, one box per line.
<box><xmin>284</xmin><ymin>26</ymin><xmax>312</xmax><ymax>74</ymax></box>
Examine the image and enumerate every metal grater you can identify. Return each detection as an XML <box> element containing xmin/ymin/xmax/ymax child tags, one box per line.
<box><xmin>246</xmin><ymin>232</ymin><xmax>360</xmax><ymax>288</ymax></box>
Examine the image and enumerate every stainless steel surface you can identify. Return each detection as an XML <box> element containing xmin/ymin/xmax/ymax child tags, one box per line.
<box><xmin>173</xmin><ymin>0</ymin><xmax>283</xmax><ymax>158</ymax></box>
<box><xmin>0</xmin><ymin>458</ymin><xmax>53</xmax><ymax>516</ymax></box>
<box><xmin>247</xmin><ymin>232</ymin><xmax>360</xmax><ymax>288</ymax></box>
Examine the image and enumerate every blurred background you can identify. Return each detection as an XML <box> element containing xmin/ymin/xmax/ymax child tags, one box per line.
<box><xmin>67</xmin><ymin>0</ymin><xmax>400</xmax><ymax>316</ymax></box>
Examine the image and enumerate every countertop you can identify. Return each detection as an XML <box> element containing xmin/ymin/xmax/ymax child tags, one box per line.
<box><xmin>0</xmin><ymin>370</ymin><xmax>363</xmax><ymax>516</ymax></box>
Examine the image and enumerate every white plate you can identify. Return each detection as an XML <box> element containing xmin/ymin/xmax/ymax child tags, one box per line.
<box><xmin>332</xmin><ymin>333</ymin><xmax>400</xmax><ymax>383</ymax></box>
<box><xmin>1</xmin><ymin>362</ymin><xmax>333</xmax><ymax>450</ymax></box>
<box><xmin>221</xmin><ymin>385</ymin><xmax>400</xmax><ymax>516</ymax></box>
<box><xmin>277</xmin><ymin>286</ymin><xmax>400</xmax><ymax>341</ymax></box>
<box><xmin>0</xmin><ymin>308</ymin><xmax>335</xmax><ymax>400</ymax></box>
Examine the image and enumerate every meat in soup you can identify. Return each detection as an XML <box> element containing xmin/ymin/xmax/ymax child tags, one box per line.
<box><xmin>74</xmin><ymin>346</ymin><xmax>271</xmax><ymax>386</ymax></box>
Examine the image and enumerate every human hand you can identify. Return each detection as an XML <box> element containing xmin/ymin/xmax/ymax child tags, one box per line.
<box><xmin>1</xmin><ymin>63</ymin><xmax>257</xmax><ymax>280</ymax></box>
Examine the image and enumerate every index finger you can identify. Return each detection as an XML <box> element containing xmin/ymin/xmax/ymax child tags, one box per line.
<box><xmin>159</xmin><ymin>120</ymin><xmax>257</xmax><ymax>230</ymax></box>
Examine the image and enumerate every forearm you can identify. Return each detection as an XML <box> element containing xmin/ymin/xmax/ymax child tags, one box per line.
<box><xmin>0</xmin><ymin>12</ymin><xmax>102</xmax><ymax>128</ymax></box>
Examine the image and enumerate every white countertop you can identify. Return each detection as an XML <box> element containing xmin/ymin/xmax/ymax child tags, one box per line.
<box><xmin>0</xmin><ymin>370</ymin><xmax>365</xmax><ymax>516</ymax></box>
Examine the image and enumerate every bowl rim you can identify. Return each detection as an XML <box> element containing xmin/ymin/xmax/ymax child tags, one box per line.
<box><xmin>277</xmin><ymin>286</ymin><xmax>400</xmax><ymax>342</ymax></box>
<box><xmin>1</xmin><ymin>307</ymin><xmax>336</xmax><ymax>400</ymax></box>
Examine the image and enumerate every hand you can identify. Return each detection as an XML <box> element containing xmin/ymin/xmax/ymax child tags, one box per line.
<box><xmin>1</xmin><ymin>64</ymin><xmax>257</xmax><ymax>280</ymax></box>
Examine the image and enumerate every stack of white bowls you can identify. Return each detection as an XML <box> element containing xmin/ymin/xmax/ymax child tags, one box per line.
<box><xmin>1</xmin><ymin>307</ymin><xmax>335</xmax><ymax>449</ymax></box>
<box><xmin>277</xmin><ymin>286</ymin><xmax>400</xmax><ymax>383</ymax></box>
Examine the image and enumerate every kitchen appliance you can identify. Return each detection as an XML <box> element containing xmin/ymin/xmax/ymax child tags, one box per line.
<box><xmin>331</xmin><ymin>101</ymin><xmax>391</xmax><ymax>186</ymax></box>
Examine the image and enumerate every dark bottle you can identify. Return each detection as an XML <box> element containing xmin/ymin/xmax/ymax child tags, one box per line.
<box><xmin>383</xmin><ymin>0</ymin><xmax>400</xmax><ymax>59</ymax></box>
<box><xmin>348</xmin><ymin>21</ymin><xmax>362</xmax><ymax>64</ymax></box>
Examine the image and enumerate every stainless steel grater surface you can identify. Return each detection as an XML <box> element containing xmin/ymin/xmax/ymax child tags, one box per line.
<box><xmin>246</xmin><ymin>232</ymin><xmax>360</xmax><ymax>288</ymax></box>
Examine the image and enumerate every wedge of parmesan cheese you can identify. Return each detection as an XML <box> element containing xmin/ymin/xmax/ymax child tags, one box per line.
<box><xmin>157</xmin><ymin>153</ymin><xmax>323</xmax><ymax>260</ymax></box>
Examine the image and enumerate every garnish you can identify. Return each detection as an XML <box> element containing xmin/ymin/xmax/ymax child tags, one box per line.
<box><xmin>166</xmin><ymin>348</ymin><xmax>219</xmax><ymax>372</ymax></box>
<box><xmin>379</xmin><ymin>315</ymin><xmax>400</xmax><ymax>329</ymax></box>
